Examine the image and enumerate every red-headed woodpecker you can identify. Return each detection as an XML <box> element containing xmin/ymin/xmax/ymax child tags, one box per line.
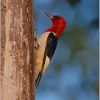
<box><xmin>35</xmin><ymin>12</ymin><xmax>66</xmax><ymax>88</ymax></box>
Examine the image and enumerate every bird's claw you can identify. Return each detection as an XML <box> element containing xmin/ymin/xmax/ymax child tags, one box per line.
<box><xmin>34</xmin><ymin>37</ymin><xmax>39</xmax><ymax>50</ymax></box>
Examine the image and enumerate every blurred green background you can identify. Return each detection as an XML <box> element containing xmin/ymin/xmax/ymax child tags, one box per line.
<box><xmin>34</xmin><ymin>0</ymin><xmax>99</xmax><ymax>100</ymax></box>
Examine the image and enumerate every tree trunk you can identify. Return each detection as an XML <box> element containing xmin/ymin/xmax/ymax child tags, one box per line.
<box><xmin>1</xmin><ymin>0</ymin><xmax>35</xmax><ymax>100</ymax></box>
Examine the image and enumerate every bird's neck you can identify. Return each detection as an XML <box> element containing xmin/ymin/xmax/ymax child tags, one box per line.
<box><xmin>46</xmin><ymin>25</ymin><xmax>64</xmax><ymax>38</ymax></box>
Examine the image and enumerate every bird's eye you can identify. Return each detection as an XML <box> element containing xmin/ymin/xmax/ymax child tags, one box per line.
<box><xmin>54</xmin><ymin>16</ymin><xmax>60</xmax><ymax>20</ymax></box>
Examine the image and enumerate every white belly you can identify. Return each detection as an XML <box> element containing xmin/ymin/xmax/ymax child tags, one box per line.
<box><xmin>34</xmin><ymin>32</ymin><xmax>50</xmax><ymax>80</ymax></box>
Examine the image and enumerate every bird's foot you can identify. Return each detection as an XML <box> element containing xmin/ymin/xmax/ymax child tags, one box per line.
<box><xmin>34</xmin><ymin>36</ymin><xmax>39</xmax><ymax>50</ymax></box>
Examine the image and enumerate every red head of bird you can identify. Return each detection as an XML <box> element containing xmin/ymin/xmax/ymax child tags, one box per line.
<box><xmin>45</xmin><ymin>12</ymin><xmax>66</xmax><ymax>38</ymax></box>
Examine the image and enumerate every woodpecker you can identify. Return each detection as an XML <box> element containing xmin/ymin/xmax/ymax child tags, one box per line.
<box><xmin>35</xmin><ymin>12</ymin><xmax>66</xmax><ymax>88</ymax></box>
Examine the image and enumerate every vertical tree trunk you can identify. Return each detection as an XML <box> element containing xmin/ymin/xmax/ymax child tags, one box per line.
<box><xmin>1</xmin><ymin>0</ymin><xmax>35</xmax><ymax>100</ymax></box>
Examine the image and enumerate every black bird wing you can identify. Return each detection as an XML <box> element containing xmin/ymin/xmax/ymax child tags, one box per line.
<box><xmin>35</xmin><ymin>33</ymin><xmax>58</xmax><ymax>88</ymax></box>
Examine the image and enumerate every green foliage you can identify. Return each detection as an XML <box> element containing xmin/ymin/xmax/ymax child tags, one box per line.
<box><xmin>62</xmin><ymin>26</ymin><xmax>87</xmax><ymax>55</ymax></box>
<box><xmin>67</xmin><ymin>0</ymin><xmax>80</xmax><ymax>6</ymax></box>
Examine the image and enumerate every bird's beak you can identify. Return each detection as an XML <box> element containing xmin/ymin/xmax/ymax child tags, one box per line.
<box><xmin>45</xmin><ymin>12</ymin><xmax>54</xmax><ymax>19</ymax></box>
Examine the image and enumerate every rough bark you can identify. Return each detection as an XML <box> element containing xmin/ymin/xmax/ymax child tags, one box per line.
<box><xmin>1</xmin><ymin>0</ymin><xmax>35</xmax><ymax>100</ymax></box>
